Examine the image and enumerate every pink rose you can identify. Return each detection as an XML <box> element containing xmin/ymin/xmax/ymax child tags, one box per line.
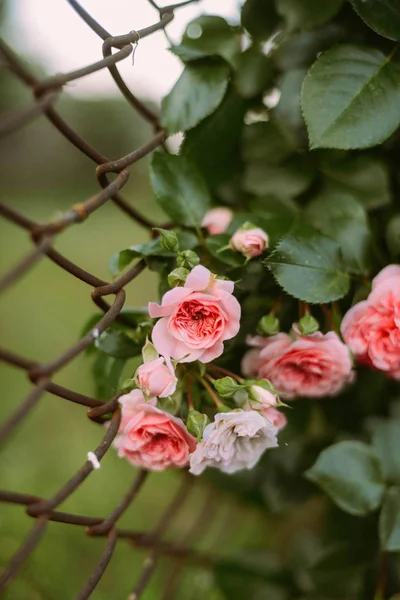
<box><xmin>136</xmin><ymin>356</ymin><xmax>177</xmax><ymax>398</ymax></box>
<box><xmin>113</xmin><ymin>389</ymin><xmax>196</xmax><ymax>471</ymax></box>
<box><xmin>230</xmin><ymin>227</ymin><xmax>269</xmax><ymax>258</ymax></box>
<box><xmin>262</xmin><ymin>407</ymin><xmax>287</xmax><ymax>431</ymax></box>
<box><xmin>242</xmin><ymin>329</ymin><xmax>354</xmax><ymax>399</ymax></box>
<box><xmin>148</xmin><ymin>265</ymin><xmax>241</xmax><ymax>363</ymax></box>
<box><xmin>250</xmin><ymin>385</ymin><xmax>278</xmax><ymax>407</ymax></box>
<box><xmin>202</xmin><ymin>207</ymin><xmax>233</xmax><ymax>235</ymax></box>
<box><xmin>341</xmin><ymin>266</ymin><xmax>400</xmax><ymax>378</ymax></box>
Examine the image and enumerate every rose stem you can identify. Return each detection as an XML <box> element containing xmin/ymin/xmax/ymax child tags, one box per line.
<box><xmin>195</xmin><ymin>374</ymin><xmax>223</xmax><ymax>408</ymax></box>
<box><xmin>270</xmin><ymin>293</ymin><xmax>284</xmax><ymax>316</ymax></box>
<box><xmin>321</xmin><ymin>304</ymin><xmax>336</xmax><ymax>332</ymax></box>
<box><xmin>186</xmin><ymin>376</ymin><xmax>194</xmax><ymax>411</ymax></box>
<box><xmin>207</xmin><ymin>364</ymin><xmax>243</xmax><ymax>383</ymax></box>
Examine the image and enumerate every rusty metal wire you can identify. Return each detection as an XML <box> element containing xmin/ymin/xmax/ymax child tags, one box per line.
<box><xmin>0</xmin><ymin>1</ymin><xmax>232</xmax><ymax>598</ymax></box>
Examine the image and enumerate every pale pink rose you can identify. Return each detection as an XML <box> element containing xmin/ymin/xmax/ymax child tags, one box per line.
<box><xmin>342</xmin><ymin>271</ymin><xmax>400</xmax><ymax>377</ymax></box>
<box><xmin>113</xmin><ymin>389</ymin><xmax>196</xmax><ymax>471</ymax></box>
<box><xmin>250</xmin><ymin>385</ymin><xmax>278</xmax><ymax>407</ymax></box>
<box><xmin>242</xmin><ymin>334</ymin><xmax>292</xmax><ymax>377</ymax></box>
<box><xmin>243</xmin><ymin>330</ymin><xmax>354</xmax><ymax>399</ymax></box>
<box><xmin>262</xmin><ymin>407</ymin><xmax>287</xmax><ymax>431</ymax></box>
<box><xmin>148</xmin><ymin>265</ymin><xmax>241</xmax><ymax>363</ymax></box>
<box><xmin>230</xmin><ymin>228</ymin><xmax>269</xmax><ymax>258</ymax></box>
<box><xmin>189</xmin><ymin>409</ymin><xmax>278</xmax><ymax>475</ymax></box>
<box><xmin>201</xmin><ymin>207</ymin><xmax>233</xmax><ymax>235</ymax></box>
<box><xmin>136</xmin><ymin>356</ymin><xmax>177</xmax><ymax>398</ymax></box>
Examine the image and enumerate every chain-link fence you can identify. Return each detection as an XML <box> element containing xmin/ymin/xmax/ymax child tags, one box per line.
<box><xmin>0</xmin><ymin>2</ymin><xmax>246</xmax><ymax>597</ymax></box>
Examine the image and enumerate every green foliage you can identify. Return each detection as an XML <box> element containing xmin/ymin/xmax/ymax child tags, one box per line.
<box><xmin>161</xmin><ymin>60</ymin><xmax>230</xmax><ymax>134</ymax></box>
<box><xmin>276</xmin><ymin>0</ymin><xmax>343</xmax><ymax>31</ymax></box>
<box><xmin>349</xmin><ymin>0</ymin><xmax>400</xmax><ymax>41</ymax></box>
<box><xmin>186</xmin><ymin>410</ymin><xmax>210</xmax><ymax>441</ymax></box>
<box><xmin>379</xmin><ymin>487</ymin><xmax>400</xmax><ymax>551</ymax></box>
<box><xmin>301</xmin><ymin>45</ymin><xmax>400</xmax><ymax>149</ymax></box>
<box><xmin>306</xmin><ymin>441</ymin><xmax>385</xmax><ymax>516</ymax></box>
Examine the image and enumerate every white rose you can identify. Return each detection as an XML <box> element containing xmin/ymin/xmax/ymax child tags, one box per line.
<box><xmin>189</xmin><ymin>410</ymin><xmax>278</xmax><ymax>476</ymax></box>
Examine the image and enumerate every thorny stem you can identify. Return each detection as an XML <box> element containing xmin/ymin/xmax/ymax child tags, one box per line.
<box><xmin>195</xmin><ymin>374</ymin><xmax>223</xmax><ymax>408</ymax></box>
<box><xmin>207</xmin><ymin>364</ymin><xmax>243</xmax><ymax>383</ymax></box>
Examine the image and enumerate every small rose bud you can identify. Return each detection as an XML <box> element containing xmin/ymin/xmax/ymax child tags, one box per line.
<box><xmin>230</xmin><ymin>223</ymin><xmax>269</xmax><ymax>258</ymax></box>
<box><xmin>202</xmin><ymin>207</ymin><xmax>233</xmax><ymax>235</ymax></box>
<box><xmin>249</xmin><ymin>385</ymin><xmax>278</xmax><ymax>407</ymax></box>
<box><xmin>186</xmin><ymin>409</ymin><xmax>210</xmax><ymax>442</ymax></box>
<box><xmin>168</xmin><ymin>267</ymin><xmax>190</xmax><ymax>288</ymax></box>
<box><xmin>153</xmin><ymin>228</ymin><xmax>180</xmax><ymax>253</ymax></box>
<box><xmin>297</xmin><ymin>314</ymin><xmax>319</xmax><ymax>336</ymax></box>
<box><xmin>262</xmin><ymin>407</ymin><xmax>287</xmax><ymax>430</ymax></box>
<box><xmin>177</xmin><ymin>250</ymin><xmax>200</xmax><ymax>270</ymax></box>
<box><xmin>257</xmin><ymin>314</ymin><xmax>280</xmax><ymax>336</ymax></box>
<box><xmin>135</xmin><ymin>356</ymin><xmax>178</xmax><ymax>398</ymax></box>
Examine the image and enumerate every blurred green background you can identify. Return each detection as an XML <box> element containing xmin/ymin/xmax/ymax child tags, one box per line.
<box><xmin>0</xmin><ymin>4</ymin><xmax>270</xmax><ymax>599</ymax></box>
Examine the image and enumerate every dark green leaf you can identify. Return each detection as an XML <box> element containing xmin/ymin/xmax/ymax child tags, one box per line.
<box><xmin>265</xmin><ymin>223</ymin><xmax>350</xmax><ymax>303</ymax></box>
<box><xmin>241</xmin><ymin>0</ymin><xmax>281</xmax><ymax>41</ymax></box>
<box><xmin>276</xmin><ymin>0</ymin><xmax>343</xmax><ymax>30</ymax></box>
<box><xmin>306</xmin><ymin>441</ymin><xmax>385</xmax><ymax>516</ymax></box>
<box><xmin>181</xmin><ymin>87</ymin><xmax>246</xmax><ymax>188</ymax></box>
<box><xmin>273</xmin><ymin>68</ymin><xmax>307</xmax><ymax>130</ymax></box>
<box><xmin>234</xmin><ymin>47</ymin><xmax>275</xmax><ymax>99</ymax></box>
<box><xmin>161</xmin><ymin>61</ymin><xmax>229</xmax><ymax>134</ymax></box>
<box><xmin>274</xmin><ymin>25</ymin><xmax>345</xmax><ymax>71</ymax></box>
<box><xmin>95</xmin><ymin>329</ymin><xmax>141</xmax><ymax>359</ymax></box>
<box><xmin>170</xmin><ymin>16</ymin><xmax>239</xmax><ymax>65</ymax></box>
<box><xmin>150</xmin><ymin>152</ymin><xmax>211</xmax><ymax>227</ymax></box>
<box><xmin>379</xmin><ymin>487</ymin><xmax>400</xmax><ymax>551</ymax></box>
<box><xmin>386</xmin><ymin>214</ymin><xmax>400</xmax><ymax>257</ymax></box>
<box><xmin>319</xmin><ymin>154</ymin><xmax>391</xmax><ymax>210</ymax></box>
<box><xmin>244</xmin><ymin>156</ymin><xmax>314</xmax><ymax>198</ymax></box>
<box><xmin>372</xmin><ymin>420</ymin><xmax>400</xmax><ymax>484</ymax></box>
<box><xmin>350</xmin><ymin>0</ymin><xmax>400</xmax><ymax>41</ymax></box>
<box><xmin>249</xmin><ymin>195</ymin><xmax>299</xmax><ymax>246</ymax></box>
<box><xmin>109</xmin><ymin>238</ymin><xmax>173</xmax><ymax>276</ymax></box>
<box><xmin>92</xmin><ymin>353</ymin><xmax>126</xmax><ymax>401</ymax></box>
<box><xmin>242</xmin><ymin>120</ymin><xmax>297</xmax><ymax>164</ymax></box>
<box><xmin>205</xmin><ymin>234</ymin><xmax>246</xmax><ymax>267</ymax></box>
<box><xmin>301</xmin><ymin>45</ymin><xmax>400</xmax><ymax>149</ymax></box>
<box><xmin>304</xmin><ymin>191</ymin><xmax>373</xmax><ymax>274</ymax></box>
<box><xmin>309</xmin><ymin>544</ymin><xmax>368</xmax><ymax>597</ymax></box>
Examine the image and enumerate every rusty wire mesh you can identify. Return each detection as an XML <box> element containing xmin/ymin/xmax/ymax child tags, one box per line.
<box><xmin>0</xmin><ymin>1</ymin><xmax>247</xmax><ymax>597</ymax></box>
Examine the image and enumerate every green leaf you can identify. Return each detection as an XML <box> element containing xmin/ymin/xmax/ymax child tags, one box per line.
<box><xmin>304</xmin><ymin>191</ymin><xmax>373</xmax><ymax>275</ymax></box>
<box><xmin>244</xmin><ymin>156</ymin><xmax>314</xmax><ymax>198</ymax></box>
<box><xmin>276</xmin><ymin>0</ymin><xmax>343</xmax><ymax>30</ymax></box>
<box><xmin>109</xmin><ymin>238</ymin><xmax>173</xmax><ymax>276</ymax></box>
<box><xmin>170</xmin><ymin>16</ymin><xmax>239</xmax><ymax>65</ymax></box>
<box><xmin>309</xmin><ymin>544</ymin><xmax>368</xmax><ymax>597</ymax></box>
<box><xmin>141</xmin><ymin>338</ymin><xmax>159</xmax><ymax>363</ymax></box>
<box><xmin>92</xmin><ymin>353</ymin><xmax>126</xmax><ymax>401</ymax></box>
<box><xmin>386</xmin><ymin>214</ymin><xmax>400</xmax><ymax>257</ymax></box>
<box><xmin>242</xmin><ymin>120</ymin><xmax>297</xmax><ymax>165</ymax></box>
<box><xmin>372</xmin><ymin>420</ymin><xmax>400</xmax><ymax>484</ymax></box>
<box><xmin>150</xmin><ymin>152</ymin><xmax>211</xmax><ymax>227</ymax></box>
<box><xmin>319</xmin><ymin>154</ymin><xmax>391</xmax><ymax>210</ymax></box>
<box><xmin>181</xmin><ymin>87</ymin><xmax>246</xmax><ymax>188</ymax></box>
<box><xmin>273</xmin><ymin>68</ymin><xmax>307</xmax><ymax>130</ymax></box>
<box><xmin>234</xmin><ymin>47</ymin><xmax>275</xmax><ymax>99</ymax></box>
<box><xmin>301</xmin><ymin>45</ymin><xmax>400</xmax><ymax>149</ymax></box>
<box><xmin>306</xmin><ymin>441</ymin><xmax>385</xmax><ymax>516</ymax></box>
<box><xmin>249</xmin><ymin>196</ymin><xmax>299</xmax><ymax>246</ymax></box>
<box><xmin>95</xmin><ymin>329</ymin><xmax>141</xmax><ymax>359</ymax></box>
<box><xmin>265</xmin><ymin>223</ymin><xmax>350</xmax><ymax>303</ymax></box>
<box><xmin>186</xmin><ymin>410</ymin><xmax>210</xmax><ymax>442</ymax></box>
<box><xmin>214</xmin><ymin>376</ymin><xmax>243</xmax><ymax>398</ymax></box>
<box><xmin>205</xmin><ymin>234</ymin><xmax>246</xmax><ymax>268</ymax></box>
<box><xmin>168</xmin><ymin>267</ymin><xmax>190</xmax><ymax>287</ymax></box>
<box><xmin>241</xmin><ymin>0</ymin><xmax>281</xmax><ymax>41</ymax></box>
<box><xmin>379</xmin><ymin>487</ymin><xmax>400</xmax><ymax>551</ymax></box>
<box><xmin>297</xmin><ymin>314</ymin><xmax>319</xmax><ymax>335</ymax></box>
<box><xmin>350</xmin><ymin>0</ymin><xmax>400</xmax><ymax>41</ymax></box>
<box><xmin>161</xmin><ymin>61</ymin><xmax>229</xmax><ymax>134</ymax></box>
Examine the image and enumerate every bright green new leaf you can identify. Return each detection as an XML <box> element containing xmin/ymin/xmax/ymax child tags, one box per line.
<box><xmin>350</xmin><ymin>0</ymin><xmax>400</xmax><ymax>41</ymax></box>
<box><xmin>306</xmin><ymin>441</ymin><xmax>385</xmax><ymax>516</ymax></box>
<box><xmin>170</xmin><ymin>16</ymin><xmax>239</xmax><ymax>65</ymax></box>
<box><xmin>379</xmin><ymin>487</ymin><xmax>400</xmax><ymax>551</ymax></box>
<box><xmin>265</xmin><ymin>223</ymin><xmax>350</xmax><ymax>303</ymax></box>
<box><xmin>276</xmin><ymin>0</ymin><xmax>343</xmax><ymax>30</ymax></box>
<box><xmin>187</xmin><ymin>410</ymin><xmax>210</xmax><ymax>442</ymax></box>
<box><xmin>301</xmin><ymin>45</ymin><xmax>400</xmax><ymax>149</ymax></box>
<box><xmin>150</xmin><ymin>152</ymin><xmax>211</xmax><ymax>227</ymax></box>
<box><xmin>161</xmin><ymin>61</ymin><xmax>229</xmax><ymax>134</ymax></box>
<box><xmin>304</xmin><ymin>191</ymin><xmax>373</xmax><ymax>275</ymax></box>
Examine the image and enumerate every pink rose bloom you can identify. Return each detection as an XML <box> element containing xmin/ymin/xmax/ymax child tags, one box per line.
<box><xmin>148</xmin><ymin>265</ymin><xmax>241</xmax><ymax>363</ymax></box>
<box><xmin>341</xmin><ymin>267</ymin><xmax>400</xmax><ymax>378</ymax></box>
<box><xmin>230</xmin><ymin>228</ymin><xmax>269</xmax><ymax>258</ymax></box>
<box><xmin>242</xmin><ymin>330</ymin><xmax>354</xmax><ymax>399</ymax></box>
<box><xmin>113</xmin><ymin>389</ymin><xmax>196</xmax><ymax>470</ymax></box>
<box><xmin>262</xmin><ymin>407</ymin><xmax>287</xmax><ymax>431</ymax></box>
<box><xmin>136</xmin><ymin>356</ymin><xmax>177</xmax><ymax>398</ymax></box>
<box><xmin>201</xmin><ymin>207</ymin><xmax>233</xmax><ymax>235</ymax></box>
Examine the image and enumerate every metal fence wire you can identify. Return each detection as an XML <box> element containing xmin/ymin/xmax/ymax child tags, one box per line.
<box><xmin>0</xmin><ymin>1</ymin><xmax>241</xmax><ymax>597</ymax></box>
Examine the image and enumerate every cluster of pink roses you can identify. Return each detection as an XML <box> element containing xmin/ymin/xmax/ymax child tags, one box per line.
<box><xmin>112</xmin><ymin>265</ymin><xmax>286</xmax><ymax>474</ymax></box>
